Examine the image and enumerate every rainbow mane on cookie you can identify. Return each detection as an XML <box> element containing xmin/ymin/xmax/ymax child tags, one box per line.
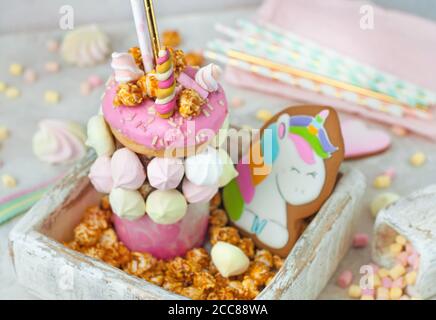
<box><xmin>223</xmin><ymin>110</ymin><xmax>338</xmax><ymax>221</ymax></box>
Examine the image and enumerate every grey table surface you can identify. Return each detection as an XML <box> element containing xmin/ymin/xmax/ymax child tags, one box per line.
<box><xmin>0</xmin><ymin>7</ymin><xmax>435</xmax><ymax>300</ymax></box>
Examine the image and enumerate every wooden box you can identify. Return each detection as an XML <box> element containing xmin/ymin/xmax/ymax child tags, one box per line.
<box><xmin>9</xmin><ymin>152</ymin><xmax>366</xmax><ymax>299</ymax></box>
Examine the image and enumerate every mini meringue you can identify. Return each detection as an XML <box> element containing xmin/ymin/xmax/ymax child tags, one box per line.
<box><xmin>185</xmin><ymin>146</ymin><xmax>223</xmax><ymax>186</ymax></box>
<box><xmin>111</xmin><ymin>148</ymin><xmax>146</xmax><ymax>190</ymax></box>
<box><xmin>147</xmin><ymin>157</ymin><xmax>184</xmax><ymax>190</ymax></box>
<box><xmin>211</xmin><ymin>241</ymin><xmax>250</xmax><ymax>277</ymax></box>
<box><xmin>145</xmin><ymin>189</ymin><xmax>187</xmax><ymax>225</ymax></box>
<box><xmin>111</xmin><ymin>52</ymin><xmax>144</xmax><ymax>83</ymax></box>
<box><xmin>182</xmin><ymin>178</ymin><xmax>218</xmax><ymax>204</ymax></box>
<box><xmin>86</xmin><ymin>115</ymin><xmax>115</xmax><ymax>157</ymax></box>
<box><xmin>109</xmin><ymin>188</ymin><xmax>146</xmax><ymax>220</ymax></box>
<box><xmin>32</xmin><ymin>119</ymin><xmax>87</xmax><ymax>164</ymax></box>
<box><xmin>217</xmin><ymin>148</ymin><xmax>238</xmax><ymax>187</ymax></box>
<box><xmin>89</xmin><ymin>156</ymin><xmax>113</xmax><ymax>193</ymax></box>
<box><xmin>195</xmin><ymin>63</ymin><xmax>222</xmax><ymax>92</ymax></box>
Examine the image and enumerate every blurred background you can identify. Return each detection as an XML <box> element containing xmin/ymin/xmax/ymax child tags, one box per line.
<box><xmin>2</xmin><ymin>0</ymin><xmax>436</xmax><ymax>33</ymax></box>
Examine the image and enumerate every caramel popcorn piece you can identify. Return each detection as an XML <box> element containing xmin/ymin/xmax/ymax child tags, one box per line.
<box><xmin>254</xmin><ymin>249</ymin><xmax>274</xmax><ymax>268</ymax></box>
<box><xmin>171</xmin><ymin>49</ymin><xmax>187</xmax><ymax>77</ymax></box>
<box><xmin>83</xmin><ymin>206</ymin><xmax>111</xmax><ymax>230</ymax></box>
<box><xmin>241</xmin><ymin>278</ymin><xmax>260</xmax><ymax>299</ymax></box>
<box><xmin>165</xmin><ymin>257</ymin><xmax>194</xmax><ymax>283</ymax></box>
<box><xmin>114</xmin><ymin>83</ymin><xmax>143</xmax><ymax>107</ymax></box>
<box><xmin>185</xmin><ymin>248</ymin><xmax>210</xmax><ymax>270</ymax></box>
<box><xmin>123</xmin><ymin>252</ymin><xmax>157</xmax><ymax>276</ymax></box>
<box><xmin>74</xmin><ymin>223</ymin><xmax>101</xmax><ymax>247</ymax></box>
<box><xmin>238</xmin><ymin>238</ymin><xmax>255</xmax><ymax>259</ymax></box>
<box><xmin>185</xmin><ymin>51</ymin><xmax>204</xmax><ymax>67</ymax></box>
<box><xmin>177</xmin><ymin>88</ymin><xmax>204</xmax><ymax>118</ymax></box>
<box><xmin>83</xmin><ymin>244</ymin><xmax>105</xmax><ymax>260</ymax></box>
<box><xmin>209</xmin><ymin>226</ymin><xmax>241</xmax><ymax>246</ymax></box>
<box><xmin>210</xmin><ymin>193</ymin><xmax>222</xmax><ymax>211</ymax></box>
<box><xmin>247</xmin><ymin>262</ymin><xmax>271</xmax><ymax>286</ymax></box>
<box><xmin>162</xmin><ymin>30</ymin><xmax>182</xmax><ymax>48</ymax></box>
<box><xmin>227</xmin><ymin>280</ymin><xmax>246</xmax><ymax>299</ymax></box>
<box><xmin>98</xmin><ymin>228</ymin><xmax>117</xmax><ymax>248</ymax></box>
<box><xmin>137</xmin><ymin>74</ymin><xmax>158</xmax><ymax>99</ymax></box>
<box><xmin>179</xmin><ymin>287</ymin><xmax>205</xmax><ymax>300</ymax></box>
<box><xmin>273</xmin><ymin>255</ymin><xmax>284</xmax><ymax>270</ymax></box>
<box><xmin>128</xmin><ymin>46</ymin><xmax>144</xmax><ymax>70</ymax></box>
<box><xmin>100</xmin><ymin>196</ymin><xmax>111</xmax><ymax>210</ymax></box>
<box><xmin>209</xmin><ymin>209</ymin><xmax>228</xmax><ymax>227</ymax></box>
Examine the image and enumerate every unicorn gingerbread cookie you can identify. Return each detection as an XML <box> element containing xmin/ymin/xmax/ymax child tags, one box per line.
<box><xmin>223</xmin><ymin>106</ymin><xmax>344</xmax><ymax>257</ymax></box>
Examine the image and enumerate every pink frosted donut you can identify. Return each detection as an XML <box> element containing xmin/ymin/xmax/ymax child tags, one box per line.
<box><xmin>112</xmin><ymin>202</ymin><xmax>209</xmax><ymax>259</ymax></box>
<box><xmin>102</xmin><ymin>67</ymin><xmax>228</xmax><ymax>158</ymax></box>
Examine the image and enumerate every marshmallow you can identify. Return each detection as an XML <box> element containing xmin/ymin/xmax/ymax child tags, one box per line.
<box><xmin>147</xmin><ymin>157</ymin><xmax>184</xmax><ymax>190</ymax></box>
<box><xmin>211</xmin><ymin>241</ymin><xmax>250</xmax><ymax>278</ymax></box>
<box><xmin>195</xmin><ymin>63</ymin><xmax>222</xmax><ymax>92</ymax></box>
<box><xmin>111</xmin><ymin>52</ymin><xmax>144</xmax><ymax>83</ymax></box>
<box><xmin>89</xmin><ymin>156</ymin><xmax>113</xmax><ymax>193</ymax></box>
<box><xmin>145</xmin><ymin>189</ymin><xmax>187</xmax><ymax>225</ymax></box>
<box><xmin>109</xmin><ymin>188</ymin><xmax>146</xmax><ymax>220</ymax></box>
<box><xmin>111</xmin><ymin>148</ymin><xmax>146</xmax><ymax>190</ymax></box>
<box><xmin>185</xmin><ymin>146</ymin><xmax>223</xmax><ymax>186</ymax></box>
<box><xmin>86</xmin><ymin>115</ymin><xmax>115</xmax><ymax>157</ymax></box>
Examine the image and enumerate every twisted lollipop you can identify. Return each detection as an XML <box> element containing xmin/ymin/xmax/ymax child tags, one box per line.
<box><xmin>155</xmin><ymin>48</ymin><xmax>176</xmax><ymax>118</ymax></box>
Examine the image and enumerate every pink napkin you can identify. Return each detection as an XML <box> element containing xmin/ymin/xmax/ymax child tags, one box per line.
<box><xmin>224</xmin><ymin>0</ymin><xmax>436</xmax><ymax>140</ymax></box>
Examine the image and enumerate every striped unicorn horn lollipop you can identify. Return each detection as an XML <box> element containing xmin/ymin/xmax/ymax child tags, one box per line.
<box><xmin>155</xmin><ymin>48</ymin><xmax>176</xmax><ymax>118</ymax></box>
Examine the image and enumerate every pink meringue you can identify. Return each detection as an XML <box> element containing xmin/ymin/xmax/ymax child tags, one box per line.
<box><xmin>182</xmin><ymin>178</ymin><xmax>218</xmax><ymax>204</ymax></box>
<box><xmin>89</xmin><ymin>156</ymin><xmax>113</xmax><ymax>193</ymax></box>
<box><xmin>111</xmin><ymin>147</ymin><xmax>146</xmax><ymax>190</ymax></box>
<box><xmin>32</xmin><ymin>119</ymin><xmax>87</xmax><ymax>165</ymax></box>
<box><xmin>195</xmin><ymin>63</ymin><xmax>222</xmax><ymax>92</ymax></box>
<box><xmin>111</xmin><ymin>52</ymin><xmax>144</xmax><ymax>83</ymax></box>
<box><xmin>147</xmin><ymin>157</ymin><xmax>184</xmax><ymax>190</ymax></box>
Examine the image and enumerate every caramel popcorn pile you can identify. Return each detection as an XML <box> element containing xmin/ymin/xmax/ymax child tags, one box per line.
<box><xmin>162</xmin><ymin>30</ymin><xmax>182</xmax><ymax>48</ymax></box>
<box><xmin>171</xmin><ymin>48</ymin><xmax>187</xmax><ymax>78</ymax></box>
<box><xmin>113</xmin><ymin>83</ymin><xmax>143</xmax><ymax>107</ymax></box>
<box><xmin>177</xmin><ymin>88</ymin><xmax>205</xmax><ymax>118</ymax></box>
<box><xmin>65</xmin><ymin>193</ymin><xmax>283</xmax><ymax>300</ymax></box>
<box><xmin>185</xmin><ymin>51</ymin><xmax>205</xmax><ymax>67</ymax></box>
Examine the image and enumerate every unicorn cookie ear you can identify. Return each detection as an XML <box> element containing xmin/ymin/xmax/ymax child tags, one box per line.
<box><xmin>223</xmin><ymin>105</ymin><xmax>344</xmax><ymax>258</ymax></box>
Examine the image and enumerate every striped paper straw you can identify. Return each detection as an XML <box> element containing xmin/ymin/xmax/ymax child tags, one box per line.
<box><xmin>236</xmin><ymin>20</ymin><xmax>436</xmax><ymax>108</ymax></box>
<box><xmin>0</xmin><ymin>174</ymin><xmax>63</xmax><ymax>225</ymax></box>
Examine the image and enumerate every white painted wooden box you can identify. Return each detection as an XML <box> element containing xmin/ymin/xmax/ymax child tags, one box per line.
<box><xmin>373</xmin><ymin>185</ymin><xmax>436</xmax><ymax>300</ymax></box>
<box><xmin>8</xmin><ymin>152</ymin><xmax>366</xmax><ymax>300</ymax></box>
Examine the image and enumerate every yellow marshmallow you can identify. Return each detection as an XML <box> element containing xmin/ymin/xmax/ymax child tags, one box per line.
<box><xmin>44</xmin><ymin>90</ymin><xmax>60</xmax><ymax>104</ymax></box>
<box><xmin>348</xmin><ymin>285</ymin><xmax>362</xmax><ymax>299</ymax></box>
<box><xmin>409</xmin><ymin>152</ymin><xmax>426</xmax><ymax>167</ymax></box>
<box><xmin>2</xmin><ymin>174</ymin><xmax>17</xmax><ymax>188</ymax></box>
<box><xmin>361</xmin><ymin>295</ymin><xmax>374</xmax><ymax>300</ymax></box>
<box><xmin>376</xmin><ymin>287</ymin><xmax>389</xmax><ymax>300</ymax></box>
<box><xmin>389</xmin><ymin>287</ymin><xmax>403</xmax><ymax>300</ymax></box>
<box><xmin>9</xmin><ymin>63</ymin><xmax>23</xmax><ymax>76</ymax></box>
<box><xmin>378</xmin><ymin>268</ymin><xmax>389</xmax><ymax>278</ymax></box>
<box><xmin>372</xmin><ymin>274</ymin><xmax>381</xmax><ymax>288</ymax></box>
<box><xmin>395</xmin><ymin>235</ymin><xmax>407</xmax><ymax>246</ymax></box>
<box><xmin>389</xmin><ymin>264</ymin><xmax>406</xmax><ymax>280</ymax></box>
<box><xmin>5</xmin><ymin>87</ymin><xmax>20</xmax><ymax>99</ymax></box>
<box><xmin>256</xmin><ymin>109</ymin><xmax>273</xmax><ymax>122</ymax></box>
<box><xmin>373</xmin><ymin>175</ymin><xmax>391</xmax><ymax>189</ymax></box>
<box><xmin>0</xmin><ymin>81</ymin><xmax>7</xmax><ymax>92</ymax></box>
<box><xmin>390</xmin><ymin>243</ymin><xmax>403</xmax><ymax>255</ymax></box>
<box><xmin>0</xmin><ymin>126</ymin><xmax>9</xmax><ymax>142</ymax></box>
<box><xmin>405</xmin><ymin>271</ymin><xmax>417</xmax><ymax>286</ymax></box>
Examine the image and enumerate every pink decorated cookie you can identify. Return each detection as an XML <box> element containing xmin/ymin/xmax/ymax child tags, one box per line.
<box><xmin>112</xmin><ymin>202</ymin><xmax>209</xmax><ymax>259</ymax></box>
<box><xmin>102</xmin><ymin>67</ymin><xmax>228</xmax><ymax>158</ymax></box>
<box><xmin>341</xmin><ymin>119</ymin><xmax>391</xmax><ymax>159</ymax></box>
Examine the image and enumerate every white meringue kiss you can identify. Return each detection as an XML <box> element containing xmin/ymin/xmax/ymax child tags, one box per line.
<box><xmin>32</xmin><ymin>119</ymin><xmax>87</xmax><ymax>164</ymax></box>
<box><xmin>195</xmin><ymin>63</ymin><xmax>222</xmax><ymax>92</ymax></box>
<box><xmin>111</xmin><ymin>147</ymin><xmax>146</xmax><ymax>190</ymax></box>
<box><xmin>182</xmin><ymin>178</ymin><xmax>218</xmax><ymax>204</ymax></box>
<box><xmin>86</xmin><ymin>115</ymin><xmax>115</xmax><ymax>157</ymax></box>
<box><xmin>185</xmin><ymin>146</ymin><xmax>223</xmax><ymax>186</ymax></box>
<box><xmin>109</xmin><ymin>188</ymin><xmax>146</xmax><ymax>220</ymax></box>
<box><xmin>111</xmin><ymin>52</ymin><xmax>144</xmax><ymax>83</ymax></box>
<box><xmin>89</xmin><ymin>155</ymin><xmax>113</xmax><ymax>193</ymax></box>
<box><xmin>145</xmin><ymin>189</ymin><xmax>187</xmax><ymax>225</ymax></box>
<box><xmin>147</xmin><ymin>157</ymin><xmax>184</xmax><ymax>190</ymax></box>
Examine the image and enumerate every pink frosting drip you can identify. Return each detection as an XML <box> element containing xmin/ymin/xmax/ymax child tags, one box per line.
<box><xmin>102</xmin><ymin>67</ymin><xmax>228</xmax><ymax>151</ymax></box>
<box><xmin>112</xmin><ymin>203</ymin><xmax>209</xmax><ymax>259</ymax></box>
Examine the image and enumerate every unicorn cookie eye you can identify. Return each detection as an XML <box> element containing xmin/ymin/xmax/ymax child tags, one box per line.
<box><xmin>291</xmin><ymin>166</ymin><xmax>300</xmax><ymax>174</ymax></box>
<box><xmin>306</xmin><ymin>171</ymin><xmax>318</xmax><ymax>178</ymax></box>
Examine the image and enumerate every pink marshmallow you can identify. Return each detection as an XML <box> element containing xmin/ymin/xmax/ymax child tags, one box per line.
<box><xmin>88</xmin><ymin>75</ymin><xmax>103</xmax><ymax>88</ymax></box>
<box><xmin>361</xmin><ymin>288</ymin><xmax>375</xmax><ymax>297</ymax></box>
<box><xmin>352</xmin><ymin>233</ymin><xmax>369</xmax><ymax>248</ymax></box>
<box><xmin>392</xmin><ymin>277</ymin><xmax>404</xmax><ymax>289</ymax></box>
<box><xmin>177</xmin><ymin>72</ymin><xmax>209</xmax><ymax>99</ymax></box>
<box><xmin>337</xmin><ymin>270</ymin><xmax>353</xmax><ymax>289</ymax></box>
<box><xmin>396</xmin><ymin>252</ymin><xmax>409</xmax><ymax>266</ymax></box>
<box><xmin>383</xmin><ymin>167</ymin><xmax>396</xmax><ymax>179</ymax></box>
<box><xmin>381</xmin><ymin>277</ymin><xmax>392</xmax><ymax>288</ymax></box>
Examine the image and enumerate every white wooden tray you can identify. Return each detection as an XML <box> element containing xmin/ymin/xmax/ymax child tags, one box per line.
<box><xmin>9</xmin><ymin>151</ymin><xmax>366</xmax><ymax>299</ymax></box>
